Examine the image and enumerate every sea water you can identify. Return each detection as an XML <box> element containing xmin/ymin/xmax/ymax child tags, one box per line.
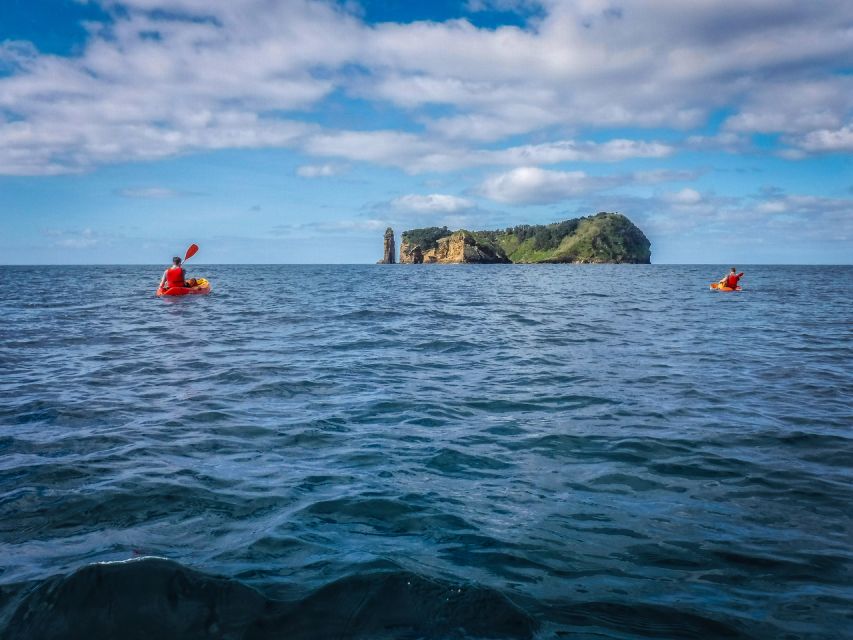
<box><xmin>0</xmin><ymin>264</ymin><xmax>851</xmax><ymax>639</ymax></box>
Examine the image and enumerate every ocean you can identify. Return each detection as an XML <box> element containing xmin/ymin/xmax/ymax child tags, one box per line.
<box><xmin>1</xmin><ymin>264</ymin><xmax>851</xmax><ymax>639</ymax></box>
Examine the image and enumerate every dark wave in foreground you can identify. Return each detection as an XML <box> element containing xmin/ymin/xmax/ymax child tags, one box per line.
<box><xmin>2</xmin><ymin>557</ymin><xmax>769</xmax><ymax>640</ymax></box>
<box><xmin>3</xmin><ymin>558</ymin><xmax>536</xmax><ymax>640</ymax></box>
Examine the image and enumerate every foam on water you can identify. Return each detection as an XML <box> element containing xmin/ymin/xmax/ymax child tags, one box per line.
<box><xmin>1</xmin><ymin>264</ymin><xmax>851</xmax><ymax>638</ymax></box>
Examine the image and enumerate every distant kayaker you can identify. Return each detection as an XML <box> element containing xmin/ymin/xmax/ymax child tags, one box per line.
<box><xmin>159</xmin><ymin>257</ymin><xmax>197</xmax><ymax>290</ymax></box>
<box><xmin>719</xmin><ymin>267</ymin><xmax>744</xmax><ymax>289</ymax></box>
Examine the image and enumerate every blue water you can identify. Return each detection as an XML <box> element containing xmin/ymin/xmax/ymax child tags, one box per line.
<box><xmin>1</xmin><ymin>264</ymin><xmax>851</xmax><ymax>639</ymax></box>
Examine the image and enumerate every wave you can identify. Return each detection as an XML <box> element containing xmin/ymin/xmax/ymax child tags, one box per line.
<box><xmin>3</xmin><ymin>557</ymin><xmax>536</xmax><ymax>640</ymax></box>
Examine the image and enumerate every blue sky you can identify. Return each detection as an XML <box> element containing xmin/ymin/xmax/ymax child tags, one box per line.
<box><xmin>0</xmin><ymin>0</ymin><xmax>851</xmax><ymax>264</ymax></box>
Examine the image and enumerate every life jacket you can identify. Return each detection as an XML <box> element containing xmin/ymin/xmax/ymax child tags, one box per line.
<box><xmin>166</xmin><ymin>266</ymin><xmax>185</xmax><ymax>287</ymax></box>
<box><xmin>726</xmin><ymin>272</ymin><xmax>741</xmax><ymax>288</ymax></box>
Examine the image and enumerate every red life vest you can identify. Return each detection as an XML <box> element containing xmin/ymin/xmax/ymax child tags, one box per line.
<box><xmin>165</xmin><ymin>266</ymin><xmax>185</xmax><ymax>287</ymax></box>
<box><xmin>726</xmin><ymin>272</ymin><xmax>742</xmax><ymax>288</ymax></box>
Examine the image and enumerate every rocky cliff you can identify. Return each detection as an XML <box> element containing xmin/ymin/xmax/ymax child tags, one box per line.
<box><xmin>400</xmin><ymin>230</ymin><xmax>509</xmax><ymax>264</ymax></box>
<box><xmin>399</xmin><ymin>213</ymin><xmax>650</xmax><ymax>264</ymax></box>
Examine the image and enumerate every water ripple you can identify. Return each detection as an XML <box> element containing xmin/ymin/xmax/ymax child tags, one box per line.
<box><xmin>1</xmin><ymin>264</ymin><xmax>851</xmax><ymax>639</ymax></box>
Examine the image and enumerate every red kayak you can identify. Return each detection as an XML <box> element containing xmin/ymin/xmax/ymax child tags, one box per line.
<box><xmin>156</xmin><ymin>277</ymin><xmax>211</xmax><ymax>297</ymax></box>
<box><xmin>710</xmin><ymin>282</ymin><xmax>742</xmax><ymax>291</ymax></box>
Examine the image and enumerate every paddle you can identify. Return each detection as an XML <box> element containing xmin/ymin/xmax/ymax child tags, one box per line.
<box><xmin>181</xmin><ymin>244</ymin><xmax>201</xmax><ymax>288</ymax></box>
<box><xmin>183</xmin><ymin>243</ymin><xmax>199</xmax><ymax>264</ymax></box>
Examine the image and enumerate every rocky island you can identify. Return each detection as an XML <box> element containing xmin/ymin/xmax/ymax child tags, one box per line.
<box><xmin>387</xmin><ymin>212</ymin><xmax>650</xmax><ymax>264</ymax></box>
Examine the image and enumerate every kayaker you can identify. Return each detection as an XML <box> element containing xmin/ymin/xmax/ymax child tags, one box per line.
<box><xmin>719</xmin><ymin>267</ymin><xmax>744</xmax><ymax>289</ymax></box>
<box><xmin>159</xmin><ymin>257</ymin><xmax>197</xmax><ymax>290</ymax></box>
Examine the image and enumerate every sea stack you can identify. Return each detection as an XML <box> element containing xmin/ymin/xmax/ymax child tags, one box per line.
<box><xmin>377</xmin><ymin>227</ymin><xmax>395</xmax><ymax>264</ymax></box>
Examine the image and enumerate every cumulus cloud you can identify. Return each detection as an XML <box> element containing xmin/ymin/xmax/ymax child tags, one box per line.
<box><xmin>755</xmin><ymin>200</ymin><xmax>789</xmax><ymax>214</ymax></box>
<box><xmin>791</xmin><ymin>125</ymin><xmax>853</xmax><ymax>154</ymax></box>
<box><xmin>664</xmin><ymin>188</ymin><xmax>703</xmax><ymax>205</ymax></box>
<box><xmin>116</xmin><ymin>187</ymin><xmax>187</xmax><ymax>198</ymax></box>
<box><xmin>0</xmin><ymin>0</ymin><xmax>334</xmax><ymax>174</ymax></box>
<box><xmin>752</xmin><ymin>193</ymin><xmax>853</xmax><ymax>224</ymax></box>
<box><xmin>632</xmin><ymin>169</ymin><xmax>703</xmax><ymax>184</ymax></box>
<box><xmin>391</xmin><ymin>194</ymin><xmax>476</xmax><ymax>214</ymax></box>
<box><xmin>301</xmin><ymin>130</ymin><xmax>440</xmax><ymax>172</ymax></box>
<box><xmin>0</xmin><ymin>0</ymin><xmax>852</xmax><ymax>174</ymax></box>
<box><xmin>723</xmin><ymin>79</ymin><xmax>852</xmax><ymax>135</ymax></box>
<box><xmin>301</xmin><ymin>130</ymin><xmax>672</xmax><ymax>173</ymax></box>
<box><xmin>686</xmin><ymin>132</ymin><xmax>752</xmax><ymax>154</ymax></box>
<box><xmin>572</xmin><ymin>188</ymin><xmax>853</xmax><ymax>243</ymax></box>
<box><xmin>479</xmin><ymin>167</ymin><xmax>622</xmax><ymax>204</ymax></box>
<box><xmin>487</xmin><ymin>139</ymin><xmax>674</xmax><ymax>165</ymax></box>
<box><xmin>360</xmin><ymin>1</ymin><xmax>853</xmax><ymax>142</ymax></box>
<box><xmin>296</xmin><ymin>163</ymin><xmax>348</xmax><ymax>177</ymax></box>
<box><xmin>366</xmin><ymin>193</ymin><xmax>503</xmax><ymax>231</ymax></box>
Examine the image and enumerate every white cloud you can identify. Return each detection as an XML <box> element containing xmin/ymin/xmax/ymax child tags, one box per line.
<box><xmin>296</xmin><ymin>163</ymin><xmax>348</xmax><ymax>177</ymax></box>
<box><xmin>391</xmin><ymin>194</ymin><xmax>476</xmax><ymax>214</ymax></box>
<box><xmin>116</xmin><ymin>187</ymin><xmax>185</xmax><ymax>198</ymax></box>
<box><xmin>572</xmin><ymin>188</ymin><xmax>853</xmax><ymax>244</ymax></box>
<box><xmin>488</xmin><ymin>139</ymin><xmax>674</xmax><ymax>165</ymax></box>
<box><xmin>0</xmin><ymin>0</ymin><xmax>335</xmax><ymax>174</ymax></box>
<box><xmin>793</xmin><ymin>125</ymin><xmax>853</xmax><ymax>154</ymax></box>
<box><xmin>302</xmin><ymin>130</ymin><xmax>437</xmax><ymax>171</ymax></box>
<box><xmin>756</xmin><ymin>200</ymin><xmax>789</xmax><ymax>214</ymax></box>
<box><xmin>479</xmin><ymin>167</ymin><xmax>621</xmax><ymax>204</ymax></box>
<box><xmin>724</xmin><ymin>78</ymin><xmax>852</xmax><ymax>135</ymax></box>
<box><xmin>632</xmin><ymin>169</ymin><xmax>702</xmax><ymax>184</ymax></box>
<box><xmin>300</xmin><ymin>130</ymin><xmax>672</xmax><ymax>173</ymax></box>
<box><xmin>665</xmin><ymin>188</ymin><xmax>703</xmax><ymax>205</ymax></box>
<box><xmin>44</xmin><ymin>228</ymin><xmax>104</xmax><ymax>249</ymax></box>
<box><xmin>0</xmin><ymin>0</ymin><xmax>852</xmax><ymax>174</ymax></box>
<box><xmin>686</xmin><ymin>131</ymin><xmax>751</xmax><ymax>154</ymax></box>
<box><xmin>359</xmin><ymin>1</ymin><xmax>853</xmax><ymax>143</ymax></box>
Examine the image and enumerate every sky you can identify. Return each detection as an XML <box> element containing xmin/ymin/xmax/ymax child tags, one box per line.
<box><xmin>0</xmin><ymin>0</ymin><xmax>851</xmax><ymax>264</ymax></box>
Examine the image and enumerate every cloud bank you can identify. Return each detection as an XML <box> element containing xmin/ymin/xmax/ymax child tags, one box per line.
<box><xmin>0</xmin><ymin>0</ymin><xmax>851</xmax><ymax>176</ymax></box>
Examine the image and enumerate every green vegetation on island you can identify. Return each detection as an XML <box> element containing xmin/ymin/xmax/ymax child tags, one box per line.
<box><xmin>400</xmin><ymin>226</ymin><xmax>452</xmax><ymax>252</ymax></box>
<box><xmin>399</xmin><ymin>213</ymin><xmax>651</xmax><ymax>264</ymax></box>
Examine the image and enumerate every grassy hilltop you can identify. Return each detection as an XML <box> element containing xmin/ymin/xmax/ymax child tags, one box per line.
<box><xmin>400</xmin><ymin>212</ymin><xmax>651</xmax><ymax>264</ymax></box>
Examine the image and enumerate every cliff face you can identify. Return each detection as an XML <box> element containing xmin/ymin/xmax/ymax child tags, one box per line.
<box><xmin>400</xmin><ymin>231</ymin><xmax>509</xmax><ymax>264</ymax></box>
<box><xmin>377</xmin><ymin>227</ymin><xmax>395</xmax><ymax>264</ymax></box>
<box><xmin>399</xmin><ymin>213</ymin><xmax>650</xmax><ymax>264</ymax></box>
<box><xmin>399</xmin><ymin>241</ymin><xmax>424</xmax><ymax>264</ymax></box>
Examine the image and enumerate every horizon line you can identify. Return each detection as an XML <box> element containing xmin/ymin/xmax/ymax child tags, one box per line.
<box><xmin>2</xmin><ymin>262</ymin><xmax>851</xmax><ymax>267</ymax></box>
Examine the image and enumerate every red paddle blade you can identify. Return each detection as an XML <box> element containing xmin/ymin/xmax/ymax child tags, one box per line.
<box><xmin>184</xmin><ymin>243</ymin><xmax>199</xmax><ymax>262</ymax></box>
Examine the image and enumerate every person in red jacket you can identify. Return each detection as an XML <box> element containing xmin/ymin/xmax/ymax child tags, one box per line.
<box><xmin>718</xmin><ymin>267</ymin><xmax>744</xmax><ymax>289</ymax></box>
<box><xmin>159</xmin><ymin>257</ymin><xmax>197</xmax><ymax>290</ymax></box>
